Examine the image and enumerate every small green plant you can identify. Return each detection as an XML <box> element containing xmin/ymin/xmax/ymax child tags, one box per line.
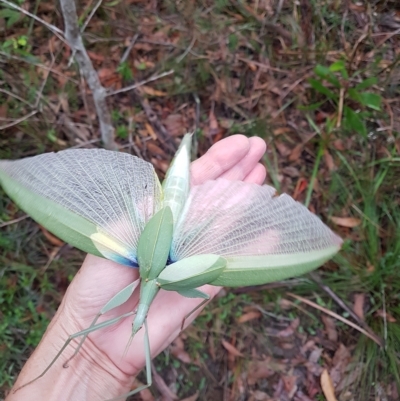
<box><xmin>307</xmin><ymin>60</ymin><xmax>382</xmax><ymax>137</ymax></box>
<box><xmin>0</xmin><ymin>7</ymin><xmax>21</xmax><ymax>28</ymax></box>
<box><xmin>116</xmin><ymin>62</ymin><xmax>133</xmax><ymax>81</ymax></box>
<box><xmin>116</xmin><ymin>125</ymin><xmax>128</xmax><ymax>139</ymax></box>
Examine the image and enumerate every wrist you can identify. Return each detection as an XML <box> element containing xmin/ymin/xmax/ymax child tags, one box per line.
<box><xmin>6</xmin><ymin>304</ymin><xmax>133</xmax><ymax>401</ymax></box>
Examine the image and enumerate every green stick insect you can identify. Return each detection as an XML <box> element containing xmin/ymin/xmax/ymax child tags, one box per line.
<box><xmin>0</xmin><ymin>134</ymin><xmax>342</xmax><ymax>399</ymax></box>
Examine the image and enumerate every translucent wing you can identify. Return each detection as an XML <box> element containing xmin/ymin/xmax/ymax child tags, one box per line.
<box><xmin>171</xmin><ymin>179</ymin><xmax>342</xmax><ymax>286</ymax></box>
<box><xmin>0</xmin><ymin>149</ymin><xmax>162</xmax><ymax>267</ymax></box>
<box><xmin>162</xmin><ymin>134</ymin><xmax>191</xmax><ymax>225</ymax></box>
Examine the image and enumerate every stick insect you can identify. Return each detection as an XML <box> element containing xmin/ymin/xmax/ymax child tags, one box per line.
<box><xmin>0</xmin><ymin>134</ymin><xmax>342</xmax><ymax>399</ymax></box>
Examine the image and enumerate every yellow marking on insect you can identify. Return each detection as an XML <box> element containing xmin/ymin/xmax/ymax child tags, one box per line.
<box><xmin>90</xmin><ymin>231</ymin><xmax>133</xmax><ymax>260</ymax></box>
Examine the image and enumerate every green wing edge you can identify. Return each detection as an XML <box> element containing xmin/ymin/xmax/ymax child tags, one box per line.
<box><xmin>0</xmin><ymin>168</ymin><xmax>103</xmax><ymax>258</ymax></box>
<box><xmin>211</xmin><ymin>246</ymin><xmax>340</xmax><ymax>287</ymax></box>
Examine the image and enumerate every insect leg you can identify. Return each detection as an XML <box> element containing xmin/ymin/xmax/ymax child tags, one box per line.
<box><xmin>64</xmin><ymin>279</ymin><xmax>140</xmax><ymax>367</ymax></box>
<box><xmin>105</xmin><ymin>319</ymin><xmax>152</xmax><ymax>401</ymax></box>
<box><xmin>14</xmin><ymin>311</ymin><xmax>135</xmax><ymax>393</ymax></box>
<box><xmin>176</xmin><ymin>288</ymin><xmax>210</xmax><ymax>330</ymax></box>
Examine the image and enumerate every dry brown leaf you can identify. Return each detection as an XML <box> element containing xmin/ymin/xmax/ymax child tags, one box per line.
<box><xmin>279</xmin><ymin>298</ymin><xmax>293</xmax><ymax>310</ymax></box>
<box><xmin>164</xmin><ymin>114</ymin><xmax>186</xmax><ymax>137</ymax></box>
<box><xmin>275</xmin><ymin>141</ymin><xmax>292</xmax><ymax>157</ymax></box>
<box><xmin>289</xmin><ymin>143</ymin><xmax>303</xmax><ymax>161</ymax></box>
<box><xmin>366</xmin><ymin>261</ymin><xmax>375</xmax><ymax>273</ymax></box>
<box><xmin>376</xmin><ymin>309</ymin><xmax>397</xmax><ymax>323</ymax></box>
<box><xmin>88</xmin><ymin>51</ymin><xmax>106</xmax><ymax>62</ymax></box>
<box><xmin>295</xmin><ymin>391</ymin><xmax>314</xmax><ymax>401</ymax></box>
<box><xmin>353</xmin><ymin>293</ymin><xmax>365</xmax><ymax>320</ymax></box>
<box><xmin>308</xmin><ymin>346</ymin><xmax>322</xmax><ymax>363</ymax></box>
<box><xmin>324</xmin><ymin>150</ymin><xmax>336</xmax><ymax>171</ymax></box>
<box><xmin>146</xmin><ymin>142</ymin><xmax>165</xmax><ymax>157</ymax></box>
<box><xmin>247</xmin><ymin>360</ymin><xmax>274</xmax><ymax>385</ymax></box>
<box><xmin>131</xmin><ymin>379</ymin><xmax>154</xmax><ymax>401</ymax></box>
<box><xmin>321</xmin><ymin>315</ymin><xmax>338</xmax><ymax>342</ymax></box>
<box><xmin>209</xmin><ymin>109</ymin><xmax>218</xmax><ymax>130</ymax></box>
<box><xmin>320</xmin><ymin>369</ymin><xmax>338</xmax><ymax>401</ymax></box>
<box><xmin>292</xmin><ymin>177</ymin><xmax>308</xmax><ymax>200</ymax></box>
<box><xmin>282</xmin><ymin>166</ymin><xmax>300</xmax><ymax>178</ymax></box>
<box><xmin>273</xmin><ymin>127</ymin><xmax>292</xmax><ymax>136</ymax></box>
<box><xmin>282</xmin><ymin>375</ymin><xmax>298</xmax><ymax>398</ymax></box>
<box><xmin>152</xmin><ymin>369</ymin><xmax>178</xmax><ymax>401</ymax></box>
<box><xmin>333</xmin><ymin>139</ymin><xmax>345</xmax><ymax>151</ymax></box>
<box><xmin>336</xmin><ymin>363</ymin><xmax>362</xmax><ymax>392</ymax></box>
<box><xmin>349</xmin><ymin>2</ymin><xmax>366</xmax><ymax>12</ymax></box>
<box><xmin>330</xmin><ymin>216</ymin><xmax>361</xmax><ymax>228</ymax></box>
<box><xmin>97</xmin><ymin>67</ymin><xmax>115</xmax><ymax>79</ymax></box>
<box><xmin>170</xmin><ymin>336</ymin><xmax>192</xmax><ymax>364</ymax></box>
<box><xmin>141</xmin><ymin>85</ymin><xmax>167</xmax><ymax>97</ymax></box>
<box><xmin>151</xmin><ymin>158</ymin><xmax>169</xmax><ymax>173</ymax></box>
<box><xmin>330</xmin><ymin>344</ymin><xmax>351</xmax><ymax>386</ymax></box>
<box><xmin>207</xmin><ymin>335</ymin><xmax>216</xmax><ymax>361</ymax></box>
<box><xmin>219</xmin><ymin>118</ymin><xmax>234</xmax><ymax>129</ymax></box>
<box><xmin>277</xmin><ymin>317</ymin><xmax>300</xmax><ymax>337</ymax></box>
<box><xmin>250</xmin><ymin>390</ymin><xmax>271</xmax><ymax>400</ymax></box>
<box><xmin>39</xmin><ymin>226</ymin><xmax>64</xmax><ymax>247</ymax></box>
<box><xmin>221</xmin><ymin>340</ymin><xmax>243</xmax><ymax>357</ymax></box>
<box><xmin>180</xmin><ymin>392</ymin><xmax>199</xmax><ymax>401</ymax></box>
<box><xmin>0</xmin><ymin>104</ymin><xmax>7</xmax><ymax>119</ymax></box>
<box><xmin>236</xmin><ymin>310</ymin><xmax>262</xmax><ymax>324</ymax></box>
<box><xmin>134</xmin><ymin>59</ymin><xmax>155</xmax><ymax>69</ymax></box>
<box><xmin>145</xmin><ymin>122</ymin><xmax>157</xmax><ymax>140</ymax></box>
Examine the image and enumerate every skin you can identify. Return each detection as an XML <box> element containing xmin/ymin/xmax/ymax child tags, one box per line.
<box><xmin>6</xmin><ymin>135</ymin><xmax>266</xmax><ymax>401</ymax></box>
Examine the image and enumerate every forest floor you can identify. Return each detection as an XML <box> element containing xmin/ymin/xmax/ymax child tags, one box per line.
<box><xmin>0</xmin><ymin>1</ymin><xmax>400</xmax><ymax>400</ymax></box>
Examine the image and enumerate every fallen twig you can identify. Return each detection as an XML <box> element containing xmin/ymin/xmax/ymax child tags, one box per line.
<box><xmin>60</xmin><ymin>0</ymin><xmax>116</xmax><ymax>150</ymax></box>
<box><xmin>0</xmin><ymin>215</ymin><xmax>29</xmax><ymax>228</ymax></box>
<box><xmin>107</xmin><ymin>70</ymin><xmax>174</xmax><ymax>97</ymax></box>
<box><xmin>287</xmin><ymin>292</ymin><xmax>383</xmax><ymax>347</ymax></box>
<box><xmin>0</xmin><ymin>110</ymin><xmax>38</xmax><ymax>130</ymax></box>
<box><xmin>137</xmin><ymin>97</ymin><xmax>176</xmax><ymax>153</ymax></box>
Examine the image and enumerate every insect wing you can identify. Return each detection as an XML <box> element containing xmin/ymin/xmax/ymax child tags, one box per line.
<box><xmin>170</xmin><ymin>179</ymin><xmax>342</xmax><ymax>286</ymax></box>
<box><xmin>162</xmin><ymin>133</ymin><xmax>192</xmax><ymax>224</ymax></box>
<box><xmin>0</xmin><ymin>149</ymin><xmax>163</xmax><ymax>267</ymax></box>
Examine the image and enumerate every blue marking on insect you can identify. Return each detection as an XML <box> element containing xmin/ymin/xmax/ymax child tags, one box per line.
<box><xmin>108</xmin><ymin>254</ymin><xmax>139</xmax><ymax>268</ymax></box>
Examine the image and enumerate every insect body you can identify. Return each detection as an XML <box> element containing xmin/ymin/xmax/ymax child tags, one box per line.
<box><xmin>0</xmin><ymin>134</ymin><xmax>342</xmax><ymax>399</ymax></box>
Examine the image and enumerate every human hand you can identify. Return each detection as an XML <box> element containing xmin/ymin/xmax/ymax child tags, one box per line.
<box><xmin>7</xmin><ymin>135</ymin><xmax>266</xmax><ymax>401</ymax></box>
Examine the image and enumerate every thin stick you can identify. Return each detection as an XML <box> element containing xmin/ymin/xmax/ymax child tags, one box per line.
<box><xmin>309</xmin><ymin>271</ymin><xmax>381</xmax><ymax>341</ymax></box>
<box><xmin>81</xmin><ymin>0</ymin><xmax>103</xmax><ymax>33</ymax></box>
<box><xmin>139</xmin><ymin>97</ymin><xmax>177</xmax><ymax>153</ymax></box>
<box><xmin>59</xmin><ymin>0</ymin><xmax>116</xmax><ymax>150</ymax></box>
<box><xmin>0</xmin><ymin>51</ymin><xmax>79</xmax><ymax>84</ymax></box>
<box><xmin>119</xmin><ymin>33</ymin><xmax>140</xmax><ymax>65</ymax></box>
<box><xmin>0</xmin><ymin>110</ymin><xmax>38</xmax><ymax>130</ymax></box>
<box><xmin>107</xmin><ymin>70</ymin><xmax>174</xmax><ymax>96</ymax></box>
<box><xmin>34</xmin><ymin>55</ymin><xmax>55</xmax><ymax>109</ymax></box>
<box><xmin>0</xmin><ymin>215</ymin><xmax>29</xmax><ymax>228</ymax></box>
<box><xmin>0</xmin><ymin>0</ymin><xmax>64</xmax><ymax>38</ymax></box>
<box><xmin>0</xmin><ymin>89</ymin><xmax>32</xmax><ymax>107</ymax></box>
<box><xmin>176</xmin><ymin>36</ymin><xmax>196</xmax><ymax>63</ymax></box>
<box><xmin>287</xmin><ymin>292</ymin><xmax>383</xmax><ymax>347</ymax></box>
<box><xmin>336</xmin><ymin>87</ymin><xmax>345</xmax><ymax>128</ymax></box>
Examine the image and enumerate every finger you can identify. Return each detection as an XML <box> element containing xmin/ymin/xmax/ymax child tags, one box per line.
<box><xmin>219</xmin><ymin>136</ymin><xmax>266</xmax><ymax>182</ymax></box>
<box><xmin>243</xmin><ymin>163</ymin><xmax>266</xmax><ymax>185</ymax></box>
<box><xmin>191</xmin><ymin>135</ymin><xmax>265</xmax><ymax>185</ymax></box>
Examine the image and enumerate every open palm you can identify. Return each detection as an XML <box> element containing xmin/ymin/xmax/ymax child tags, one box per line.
<box><xmin>8</xmin><ymin>135</ymin><xmax>266</xmax><ymax>401</ymax></box>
